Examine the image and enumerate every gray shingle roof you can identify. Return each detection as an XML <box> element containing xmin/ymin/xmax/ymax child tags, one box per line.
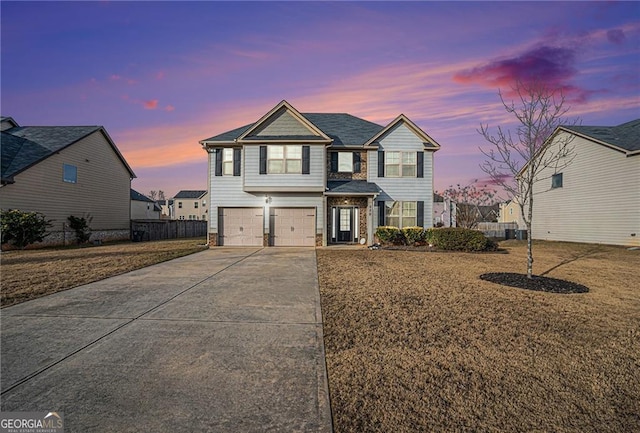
<box><xmin>202</xmin><ymin>113</ymin><xmax>384</xmax><ymax>146</ymax></box>
<box><xmin>173</xmin><ymin>190</ymin><xmax>207</xmax><ymax>199</ymax></box>
<box><xmin>1</xmin><ymin>132</ymin><xmax>51</xmax><ymax>181</ymax></box>
<box><xmin>130</xmin><ymin>189</ymin><xmax>154</xmax><ymax>202</ymax></box>
<box><xmin>326</xmin><ymin>180</ymin><xmax>381</xmax><ymax>195</ymax></box>
<box><xmin>564</xmin><ymin>119</ymin><xmax>640</xmax><ymax>153</ymax></box>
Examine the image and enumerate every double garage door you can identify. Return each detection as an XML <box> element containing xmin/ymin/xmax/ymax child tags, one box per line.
<box><xmin>219</xmin><ymin>207</ymin><xmax>315</xmax><ymax>247</ymax></box>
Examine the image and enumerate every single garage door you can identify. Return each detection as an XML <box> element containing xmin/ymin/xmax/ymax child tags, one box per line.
<box><xmin>219</xmin><ymin>207</ymin><xmax>263</xmax><ymax>246</ymax></box>
<box><xmin>270</xmin><ymin>208</ymin><xmax>316</xmax><ymax>247</ymax></box>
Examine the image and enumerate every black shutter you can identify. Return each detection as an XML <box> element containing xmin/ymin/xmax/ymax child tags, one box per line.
<box><xmin>378</xmin><ymin>151</ymin><xmax>385</xmax><ymax>177</ymax></box>
<box><xmin>215</xmin><ymin>149</ymin><xmax>222</xmax><ymax>176</ymax></box>
<box><xmin>417</xmin><ymin>201</ymin><xmax>424</xmax><ymax>227</ymax></box>
<box><xmin>378</xmin><ymin>201</ymin><xmax>385</xmax><ymax>226</ymax></box>
<box><xmin>259</xmin><ymin>146</ymin><xmax>267</xmax><ymax>174</ymax></box>
<box><xmin>233</xmin><ymin>148</ymin><xmax>241</xmax><ymax>176</ymax></box>
<box><xmin>417</xmin><ymin>152</ymin><xmax>424</xmax><ymax>178</ymax></box>
<box><xmin>302</xmin><ymin>145</ymin><xmax>310</xmax><ymax>174</ymax></box>
<box><xmin>353</xmin><ymin>152</ymin><xmax>361</xmax><ymax>173</ymax></box>
<box><xmin>330</xmin><ymin>152</ymin><xmax>338</xmax><ymax>173</ymax></box>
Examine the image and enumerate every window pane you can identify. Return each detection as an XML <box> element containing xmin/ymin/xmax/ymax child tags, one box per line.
<box><xmin>402</xmin><ymin>201</ymin><xmax>417</xmax><ymax>216</ymax></box>
<box><xmin>268</xmin><ymin>146</ymin><xmax>284</xmax><ymax>159</ymax></box>
<box><xmin>385</xmin><ymin>152</ymin><xmax>400</xmax><ymax>164</ymax></box>
<box><xmin>268</xmin><ymin>160</ymin><xmax>284</xmax><ymax>173</ymax></box>
<box><xmin>223</xmin><ymin>161</ymin><xmax>233</xmax><ymax>175</ymax></box>
<box><xmin>386</xmin><ymin>165</ymin><xmax>400</xmax><ymax>177</ymax></box>
<box><xmin>285</xmin><ymin>145</ymin><xmax>301</xmax><ymax>159</ymax></box>
<box><xmin>286</xmin><ymin>159</ymin><xmax>301</xmax><ymax>173</ymax></box>
<box><xmin>63</xmin><ymin>164</ymin><xmax>77</xmax><ymax>183</ymax></box>
<box><xmin>402</xmin><ymin>216</ymin><xmax>417</xmax><ymax>227</ymax></box>
<box><xmin>402</xmin><ymin>152</ymin><xmax>416</xmax><ymax>164</ymax></box>
<box><xmin>402</xmin><ymin>164</ymin><xmax>416</xmax><ymax>177</ymax></box>
<box><xmin>552</xmin><ymin>173</ymin><xmax>563</xmax><ymax>188</ymax></box>
<box><xmin>338</xmin><ymin>152</ymin><xmax>353</xmax><ymax>172</ymax></box>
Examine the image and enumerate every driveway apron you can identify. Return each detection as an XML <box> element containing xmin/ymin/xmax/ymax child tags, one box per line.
<box><xmin>1</xmin><ymin>247</ymin><xmax>332</xmax><ymax>433</ymax></box>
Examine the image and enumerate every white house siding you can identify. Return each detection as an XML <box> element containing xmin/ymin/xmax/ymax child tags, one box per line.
<box><xmin>131</xmin><ymin>201</ymin><xmax>160</xmax><ymax>220</ymax></box>
<box><xmin>0</xmin><ymin>131</ymin><xmax>131</xmax><ymax>233</ymax></box>
<box><xmin>207</xmin><ymin>152</ymin><xmax>324</xmax><ymax>237</ymax></box>
<box><xmin>368</xmin><ymin>123</ymin><xmax>435</xmax><ymax>228</ymax></box>
<box><xmin>531</xmin><ymin>133</ymin><xmax>640</xmax><ymax>246</ymax></box>
<box><xmin>243</xmin><ymin>145</ymin><xmax>325</xmax><ymax>191</ymax></box>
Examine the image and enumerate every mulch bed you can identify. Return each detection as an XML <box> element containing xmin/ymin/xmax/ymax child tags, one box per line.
<box><xmin>480</xmin><ymin>272</ymin><xmax>589</xmax><ymax>294</ymax></box>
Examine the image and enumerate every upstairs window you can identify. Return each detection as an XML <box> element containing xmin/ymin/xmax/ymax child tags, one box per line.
<box><xmin>194</xmin><ymin>202</ymin><xmax>199</xmax><ymax>208</ymax></box>
<box><xmin>385</xmin><ymin>152</ymin><xmax>416</xmax><ymax>177</ymax></box>
<box><xmin>222</xmin><ymin>148</ymin><xmax>234</xmax><ymax>175</ymax></box>
<box><xmin>63</xmin><ymin>164</ymin><xmax>77</xmax><ymax>183</ymax></box>
<box><xmin>268</xmin><ymin>145</ymin><xmax>302</xmax><ymax>174</ymax></box>
<box><xmin>338</xmin><ymin>152</ymin><xmax>353</xmax><ymax>173</ymax></box>
<box><xmin>552</xmin><ymin>173</ymin><xmax>563</xmax><ymax>189</ymax></box>
<box><xmin>178</xmin><ymin>202</ymin><xmax>183</xmax><ymax>209</ymax></box>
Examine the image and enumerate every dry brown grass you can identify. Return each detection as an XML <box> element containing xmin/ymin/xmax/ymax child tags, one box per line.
<box><xmin>317</xmin><ymin>240</ymin><xmax>640</xmax><ymax>433</ymax></box>
<box><xmin>1</xmin><ymin>238</ymin><xmax>207</xmax><ymax>307</ymax></box>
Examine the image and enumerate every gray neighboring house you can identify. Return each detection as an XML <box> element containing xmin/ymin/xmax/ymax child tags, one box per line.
<box><xmin>200</xmin><ymin>100</ymin><xmax>441</xmax><ymax>246</ymax></box>
<box><xmin>1</xmin><ymin>116</ymin><xmax>136</xmax><ymax>246</ymax></box>
<box><xmin>531</xmin><ymin>119</ymin><xmax>639</xmax><ymax>246</ymax></box>
<box><xmin>131</xmin><ymin>189</ymin><xmax>161</xmax><ymax>220</ymax></box>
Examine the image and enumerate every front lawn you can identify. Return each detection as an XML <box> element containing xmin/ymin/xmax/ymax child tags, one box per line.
<box><xmin>317</xmin><ymin>241</ymin><xmax>640</xmax><ymax>433</ymax></box>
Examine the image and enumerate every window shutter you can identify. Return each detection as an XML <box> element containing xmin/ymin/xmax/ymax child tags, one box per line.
<box><xmin>378</xmin><ymin>151</ymin><xmax>385</xmax><ymax>177</ymax></box>
<box><xmin>302</xmin><ymin>145</ymin><xmax>310</xmax><ymax>174</ymax></box>
<box><xmin>353</xmin><ymin>152</ymin><xmax>361</xmax><ymax>173</ymax></box>
<box><xmin>378</xmin><ymin>201</ymin><xmax>385</xmax><ymax>226</ymax></box>
<box><xmin>259</xmin><ymin>146</ymin><xmax>267</xmax><ymax>174</ymax></box>
<box><xmin>417</xmin><ymin>201</ymin><xmax>424</xmax><ymax>227</ymax></box>
<box><xmin>417</xmin><ymin>152</ymin><xmax>424</xmax><ymax>178</ymax></box>
<box><xmin>215</xmin><ymin>149</ymin><xmax>222</xmax><ymax>176</ymax></box>
<box><xmin>233</xmin><ymin>148</ymin><xmax>241</xmax><ymax>176</ymax></box>
<box><xmin>330</xmin><ymin>152</ymin><xmax>338</xmax><ymax>173</ymax></box>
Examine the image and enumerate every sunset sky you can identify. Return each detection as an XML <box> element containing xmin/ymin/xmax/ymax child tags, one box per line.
<box><xmin>2</xmin><ymin>1</ymin><xmax>638</xmax><ymax>199</ymax></box>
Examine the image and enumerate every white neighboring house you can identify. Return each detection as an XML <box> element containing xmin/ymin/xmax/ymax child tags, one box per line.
<box><xmin>130</xmin><ymin>189</ymin><xmax>161</xmax><ymax>220</ymax></box>
<box><xmin>530</xmin><ymin>119</ymin><xmax>639</xmax><ymax>246</ymax></box>
<box><xmin>433</xmin><ymin>193</ymin><xmax>456</xmax><ymax>227</ymax></box>
<box><xmin>173</xmin><ymin>190</ymin><xmax>208</xmax><ymax>221</ymax></box>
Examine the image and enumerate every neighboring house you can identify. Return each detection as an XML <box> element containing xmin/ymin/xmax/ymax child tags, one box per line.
<box><xmin>1</xmin><ymin>117</ymin><xmax>135</xmax><ymax>245</ymax></box>
<box><xmin>131</xmin><ymin>189</ymin><xmax>161</xmax><ymax>220</ymax></box>
<box><xmin>433</xmin><ymin>193</ymin><xmax>456</xmax><ymax>227</ymax></box>
<box><xmin>530</xmin><ymin>119</ymin><xmax>639</xmax><ymax>246</ymax></box>
<box><xmin>173</xmin><ymin>190</ymin><xmax>208</xmax><ymax>221</ymax></box>
<box><xmin>499</xmin><ymin>199</ymin><xmax>524</xmax><ymax>228</ymax></box>
<box><xmin>157</xmin><ymin>199</ymin><xmax>175</xmax><ymax>219</ymax></box>
<box><xmin>200</xmin><ymin>100</ymin><xmax>441</xmax><ymax>246</ymax></box>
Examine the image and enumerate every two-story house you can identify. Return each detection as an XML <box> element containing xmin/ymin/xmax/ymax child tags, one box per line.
<box><xmin>173</xmin><ymin>190</ymin><xmax>208</xmax><ymax>221</ymax></box>
<box><xmin>200</xmin><ymin>100</ymin><xmax>440</xmax><ymax>247</ymax></box>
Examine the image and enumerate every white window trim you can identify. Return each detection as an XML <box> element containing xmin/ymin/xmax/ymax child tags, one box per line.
<box><xmin>385</xmin><ymin>151</ymin><xmax>416</xmax><ymax>178</ymax></box>
<box><xmin>268</xmin><ymin>145</ymin><xmax>302</xmax><ymax>174</ymax></box>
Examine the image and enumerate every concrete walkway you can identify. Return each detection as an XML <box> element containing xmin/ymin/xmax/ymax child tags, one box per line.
<box><xmin>1</xmin><ymin>247</ymin><xmax>332</xmax><ymax>433</ymax></box>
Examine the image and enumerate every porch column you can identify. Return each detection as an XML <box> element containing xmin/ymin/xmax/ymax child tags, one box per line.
<box><xmin>367</xmin><ymin>196</ymin><xmax>374</xmax><ymax>245</ymax></box>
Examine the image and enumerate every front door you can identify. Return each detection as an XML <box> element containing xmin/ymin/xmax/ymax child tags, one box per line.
<box><xmin>337</xmin><ymin>207</ymin><xmax>353</xmax><ymax>242</ymax></box>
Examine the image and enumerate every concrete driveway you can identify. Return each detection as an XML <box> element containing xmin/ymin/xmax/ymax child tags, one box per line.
<box><xmin>1</xmin><ymin>247</ymin><xmax>332</xmax><ymax>433</ymax></box>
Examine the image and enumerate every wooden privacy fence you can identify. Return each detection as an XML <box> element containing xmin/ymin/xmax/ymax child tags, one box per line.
<box><xmin>130</xmin><ymin>220</ymin><xmax>207</xmax><ymax>241</ymax></box>
<box><xmin>476</xmin><ymin>222</ymin><xmax>518</xmax><ymax>239</ymax></box>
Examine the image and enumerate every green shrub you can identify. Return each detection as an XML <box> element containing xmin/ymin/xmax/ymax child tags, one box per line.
<box><xmin>375</xmin><ymin>226</ymin><xmax>403</xmax><ymax>245</ymax></box>
<box><xmin>402</xmin><ymin>227</ymin><xmax>427</xmax><ymax>245</ymax></box>
<box><xmin>429</xmin><ymin>227</ymin><xmax>498</xmax><ymax>252</ymax></box>
<box><xmin>1</xmin><ymin>209</ymin><xmax>52</xmax><ymax>249</ymax></box>
<box><xmin>67</xmin><ymin>214</ymin><xmax>93</xmax><ymax>244</ymax></box>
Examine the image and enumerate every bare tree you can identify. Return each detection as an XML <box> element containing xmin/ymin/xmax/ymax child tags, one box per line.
<box><xmin>441</xmin><ymin>181</ymin><xmax>496</xmax><ymax>229</ymax></box>
<box><xmin>148</xmin><ymin>190</ymin><xmax>157</xmax><ymax>201</ymax></box>
<box><xmin>158</xmin><ymin>190</ymin><xmax>166</xmax><ymax>201</ymax></box>
<box><xmin>479</xmin><ymin>81</ymin><xmax>579</xmax><ymax>279</ymax></box>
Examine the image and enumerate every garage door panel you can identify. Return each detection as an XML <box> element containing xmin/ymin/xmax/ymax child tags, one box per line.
<box><xmin>220</xmin><ymin>208</ymin><xmax>263</xmax><ymax>246</ymax></box>
<box><xmin>271</xmin><ymin>208</ymin><xmax>316</xmax><ymax>247</ymax></box>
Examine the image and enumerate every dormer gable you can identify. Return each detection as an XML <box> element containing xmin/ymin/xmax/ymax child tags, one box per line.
<box><xmin>237</xmin><ymin>100</ymin><xmax>332</xmax><ymax>144</ymax></box>
<box><xmin>364</xmin><ymin>114</ymin><xmax>440</xmax><ymax>150</ymax></box>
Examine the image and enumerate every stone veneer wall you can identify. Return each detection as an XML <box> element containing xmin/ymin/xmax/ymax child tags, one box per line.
<box><xmin>326</xmin><ymin>196</ymin><xmax>368</xmax><ymax>244</ymax></box>
<box><xmin>208</xmin><ymin>232</ymin><xmax>219</xmax><ymax>246</ymax></box>
<box><xmin>326</xmin><ymin>151</ymin><xmax>367</xmax><ymax>181</ymax></box>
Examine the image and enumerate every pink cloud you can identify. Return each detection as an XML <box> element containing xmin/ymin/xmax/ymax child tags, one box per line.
<box><xmin>143</xmin><ymin>99</ymin><xmax>159</xmax><ymax>110</ymax></box>
<box><xmin>607</xmin><ymin>29</ymin><xmax>626</xmax><ymax>45</ymax></box>
<box><xmin>156</xmin><ymin>71</ymin><xmax>165</xmax><ymax>80</ymax></box>
<box><xmin>453</xmin><ymin>45</ymin><xmax>592</xmax><ymax>102</ymax></box>
<box><xmin>164</xmin><ymin>104</ymin><xmax>175</xmax><ymax>112</ymax></box>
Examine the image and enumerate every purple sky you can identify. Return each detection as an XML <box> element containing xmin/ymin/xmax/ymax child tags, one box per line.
<box><xmin>2</xmin><ymin>1</ymin><xmax>639</xmax><ymax>199</ymax></box>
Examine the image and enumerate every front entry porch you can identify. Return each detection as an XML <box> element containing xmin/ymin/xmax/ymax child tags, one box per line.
<box><xmin>325</xmin><ymin>180</ymin><xmax>381</xmax><ymax>246</ymax></box>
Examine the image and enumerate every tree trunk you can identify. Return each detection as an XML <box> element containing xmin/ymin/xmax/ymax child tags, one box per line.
<box><xmin>527</xmin><ymin>194</ymin><xmax>534</xmax><ymax>279</ymax></box>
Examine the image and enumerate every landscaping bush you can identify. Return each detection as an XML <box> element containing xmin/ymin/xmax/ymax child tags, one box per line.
<box><xmin>402</xmin><ymin>227</ymin><xmax>427</xmax><ymax>246</ymax></box>
<box><xmin>375</xmin><ymin>226</ymin><xmax>403</xmax><ymax>245</ymax></box>
<box><xmin>1</xmin><ymin>209</ymin><xmax>52</xmax><ymax>249</ymax></box>
<box><xmin>67</xmin><ymin>214</ymin><xmax>93</xmax><ymax>244</ymax></box>
<box><xmin>429</xmin><ymin>227</ymin><xmax>498</xmax><ymax>252</ymax></box>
